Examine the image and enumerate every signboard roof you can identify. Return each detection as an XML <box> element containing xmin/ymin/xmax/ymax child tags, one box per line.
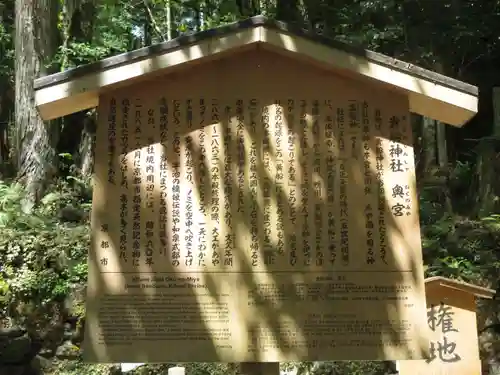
<box><xmin>34</xmin><ymin>16</ymin><xmax>478</xmax><ymax>126</ymax></box>
<box><xmin>425</xmin><ymin>276</ymin><xmax>496</xmax><ymax>300</ymax></box>
<box><xmin>396</xmin><ymin>277</ymin><xmax>494</xmax><ymax>375</ymax></box>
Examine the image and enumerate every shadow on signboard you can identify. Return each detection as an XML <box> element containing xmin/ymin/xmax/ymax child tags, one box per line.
<box><xmin>84</xmin><ymin>36</ymin><xmax>429</xmax><ymax>364</ymax></box>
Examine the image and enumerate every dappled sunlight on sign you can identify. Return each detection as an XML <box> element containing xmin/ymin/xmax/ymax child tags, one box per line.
<box><xmin>83</xmin><ymin>48</ymin><xmax>429</xmax><ymax>363</ymax></box>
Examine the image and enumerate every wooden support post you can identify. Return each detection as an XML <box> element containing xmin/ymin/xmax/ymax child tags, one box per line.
<box><xmin>240</xmin><ymin>363</ymin><xmax>280</xmax><ymax>375</ymax></box>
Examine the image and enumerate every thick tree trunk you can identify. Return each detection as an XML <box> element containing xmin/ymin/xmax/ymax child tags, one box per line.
<box><xmin>15</xmin><ymin>0</ymin><xmax>59</xmax><ymax>210</ymax></box>
<box><xmin>57</xmin><ymin>0</ymin><xmax>97</xmax><ymax>180</ymax></box>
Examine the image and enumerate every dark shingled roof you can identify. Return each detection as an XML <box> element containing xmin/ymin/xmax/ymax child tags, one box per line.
<box><xmin>34</xmin><ymin>15</ymin><xmax>478</xmax><ymax>97</ymax></box>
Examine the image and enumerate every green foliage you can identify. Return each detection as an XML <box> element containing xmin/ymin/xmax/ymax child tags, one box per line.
<box><xmin>1</xmin><ymin>0</ymin><xmax>500</xmax><ymax>372</ymax></box>
<box><xmin>0</xmin><ymin>21</ymin><xmax>13</xmax><ymax>83</ymax></box>
<box><xmin>0</xmin><ymin>177</ymin><xmax>91</xmax><ymax>324</ymax></box>
<box><xmin>281</xmin><ymin>361</ymin><xmax>386</xmax><ymax>375</ymax></box>
<box><xmin>56</xmin><ymin>42</ymin><xmax>111</xmax><ymax>69</ymax></box>
<box><xmin>420</xmin><ymin>161</ymin><xmax>500</xmax><ymax>282</ymax></box>
<box><xmin>48</xmin><ymin>359</ymin><xmax>114</xmax><ymax>375</ymax></box>
<box><xmin>47</xmin><ymin>361</ymin><xmax>238</xmax><ymax>375</ymax></box>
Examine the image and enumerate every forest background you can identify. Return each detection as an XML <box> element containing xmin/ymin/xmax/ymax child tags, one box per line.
<box><xmin>0</xmin><ymin>0</ymin><xmax>500</xmax><ymax>374</ymax></box>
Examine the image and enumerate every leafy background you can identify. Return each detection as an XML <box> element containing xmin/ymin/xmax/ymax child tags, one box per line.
<box><xmin>1</xmin><ymin>0</ymin><xmax>500</xmax><ymax>374</ymax></box>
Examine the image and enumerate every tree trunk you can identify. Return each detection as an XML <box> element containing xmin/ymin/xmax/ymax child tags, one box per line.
<box><xmin>422</xmin><ymin>116</ymin><xmax>437</xmax><ymax>178</ymax></box>
<box><xmin>236</xmin><ymin>0</ymin><xmax>259</xmax><ymax>18</ymax></box>
<box><xmin>276</xmin><ymin>0</ymin><xmax>300</xmax><ymax>24</ymax></box>
<box><xmin>0</xmin><ymin>0</ymin><xmax>15</xmax><ymax>177</ymax></box>
<box><xmin>0</xmin><ymin>92</ymin><xmax>12</xmax><ymax>173</ymax></box>
<box><xmin>436</xmin><ymin>121</ymin><xmax>448</xmax><ymax>168</ymax></box>
<box><xmin>476</xmin><ymin>87</ymin><xmax>500</xmax><ymax>217</ymax></box>
<box><xmin>76</xmin><ymin>110</ymin><xmax>96</xmax><ymax>178</ymax></box>
<box><xmin>436</xmin><ymin>120</ymin><xmax>453</xmax><ymax>213</ymax></box>
<box><xmin>411</xmin><ymin>114</ymin><xmax>424</xmax><ymax>181</ymax></box>
<box><xmin>15</xmin><ymin>0</ymin><xmax>59</xmax><ymax>210</ymax></box>
<box><xmin>57</xmin><ymin>0</ymin><xmax>97</xmax><ymax>179</ymax></box>
<box><xmin>166</xmin><ymin>0</ymin><xmax>173</xmax><ymax>37</ymax></box>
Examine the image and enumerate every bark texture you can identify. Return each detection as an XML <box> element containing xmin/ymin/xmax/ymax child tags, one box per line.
<box><xmin>15</xmin><ymin>0</ymin><xmax>59</xmax><ymax>209</ymax></box>
<box><xmin>77</xmin><ymin>110</ymin><xmax>96</xmax><ymax>178</ymax></box>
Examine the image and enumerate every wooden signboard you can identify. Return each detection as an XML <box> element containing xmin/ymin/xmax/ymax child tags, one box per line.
<box><xmin>398</xmin><ymin>277</ymin><xmax>495</xmax><ymax>375</ymax></box>
<box><xmin>82</xmin><ymin>48</ymin><xmax>430</xmax><ymax>363</ymax></box>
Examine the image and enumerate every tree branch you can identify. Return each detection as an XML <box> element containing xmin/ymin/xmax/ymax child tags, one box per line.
<box><xmin>479</xmin><ymin>323</ymin><xmax>500</xmax><ymax>335</ymax></box>
<box><xmin>143</xmin><ymin>0</ymin><xmax>167</xmax><ymax>42</ymax></box>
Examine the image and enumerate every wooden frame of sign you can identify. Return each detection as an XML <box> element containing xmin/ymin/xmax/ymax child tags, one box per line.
<box><xmin>33</xmin><ymin>16</ymin><xmax>479</xmax><ymax>365</ymax></box>
<box><xmin>398</xmin><ymin>276</ymin><xmax>495</xmax><ymax>375</ymax></box>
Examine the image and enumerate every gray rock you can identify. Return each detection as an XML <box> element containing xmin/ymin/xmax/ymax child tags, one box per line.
<box><xmin>109</xmin><ymin>364</ymin><xmax>123</xmax><ymax>375</ymax></box>
<box><xmin>0</xmin><ymin>333</ymin><xmax>31</xmax><ymax>364</ymax></box>
<box><xmin>63</xmin><ymin>284</ymin><xmax>86</xmax><ymax>319</ymax></box>
<box><xmin>37</xmin><ymin>347</ymin><xmax>54</xmax><ymax>359</ymax></box>
<box><xmin>70</xmin><ymin>321</ymin><xmax>84</xmax><ymax>344</ymax></box>
<box><xmin>30</xmin><ymin>355</ymin><xmax>51</xmax><ymax>372</ymax></box>
<box><xmin>121</xmin><ymin>363</ymin><xmax>144</xmax><ymax>373</ymax></box>
<box><xmin>0</xmin><ymin>365</ymin><xmax>26</xmax><ymax>375</ymax></box>
<box><xmin>63</xmin><ymin>323</ymin><xmax>73</xmax><ymax>340</ymax></box>
<box><xmin>55</xmin><ymin>340</ymin><xmax>80</xmax><ymax>360</ymax></box>
<box><xmin>0</xmin><ymin>327</ymin><xmax>26</xmax><ymax>340</ymax></box>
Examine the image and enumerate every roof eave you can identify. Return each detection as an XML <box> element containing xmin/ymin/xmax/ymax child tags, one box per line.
<box><xmin>35</xmin><ymin>27</ymin><xmax>262</xmax><ymax>121</ymax></box>
<box><xmin>425</xmin><ymin>276</ymin><xmax>496</xmax><ymax>300</ymax></box>
<box><xmin>34</xmin><ymin>16</ymin><xmax>479</xmax><ymax>127</ymax></box>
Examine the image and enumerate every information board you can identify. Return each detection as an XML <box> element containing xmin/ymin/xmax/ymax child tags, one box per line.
<box><xmin>83</xmin><ymin>49</ymin><xmax>429</xmax><ymax>362</ymax></box>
